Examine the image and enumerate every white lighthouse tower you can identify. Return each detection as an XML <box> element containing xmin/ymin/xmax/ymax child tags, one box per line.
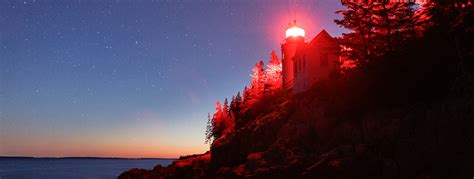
<box><xmin>281</xmin><ymin>20</ymin><xmax>306</xmax><ymax>90</ymax></box>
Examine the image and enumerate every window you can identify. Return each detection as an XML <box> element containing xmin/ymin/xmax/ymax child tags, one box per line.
<box><xmin>320</xmin><ymin>53</ymin><xmax>328</xmax><ymax>67</ymax></box>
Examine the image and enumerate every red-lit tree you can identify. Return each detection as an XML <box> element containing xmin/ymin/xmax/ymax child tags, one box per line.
<box><xmin>205</xmin><ymin>100</ymin><xmax>235</xmax><ymax>143</ymax></box>
<box><xmin>229</xmin><ymin>92</ymin><xmax>242</xmax><ymax>119</ymax></box>
<box><xmin>265</xmin><ymin>50</ymin><xmax>282</xmax><ymax>91</ymax></box>
<box><xmin>335</xmin><ymin>3</ymin><xmax>377</xmax><ymax>64</ymax></box>
<box><xmin>242</xmin><ymin>86</ymin><xmax>250</xmax><ymax>102</ymax></box>
<box><xmin>223</xmin><ymin>98</ymin><xmax>229</xmax><ymax>113</ymax></box>
<box><xmin>247</xmin><ymin>60</ymin><xmax>266</xmax><ymax>104</ymax></box>
<box><xmin>336</xmin><ymin>2</ymin><xmax>422</xmax><ymax>64</ymax></box>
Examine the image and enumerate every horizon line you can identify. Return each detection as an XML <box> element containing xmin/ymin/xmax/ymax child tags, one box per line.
<box><xmin>0</xmin><ymin>156</ymin><xmax>178</xmax><ymax>160</ymax></box>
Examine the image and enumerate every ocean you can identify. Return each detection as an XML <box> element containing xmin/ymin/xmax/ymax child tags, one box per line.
<box><xmin>0</xmin><ymin>158</ymin><xmax>174</xmax><ymax>179</ymax></box>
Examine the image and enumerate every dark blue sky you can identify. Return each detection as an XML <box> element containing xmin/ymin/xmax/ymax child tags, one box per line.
<box><xmin>0</xmin><ymin>0</ymin><xmax>345</xmax><ymax>157</ymax></box>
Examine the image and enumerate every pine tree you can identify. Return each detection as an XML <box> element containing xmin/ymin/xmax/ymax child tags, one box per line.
<box><xmin>205</xmin><ymin>113</ymin><xmax>212</xmax><ymax>144</ymax></box>
<box><xmin>208</xmin><ymin>100</ymin><xmax>235</xmax><ymax>141</ymax></box>
<box><xmin>229</xmin><ymin>96</ymin><xmax>235</xmax><ymax>115</ymax></box>
<box><xmin>335</xmin><ymin>2</ymin><xmax>377</xmax><ymax>64</ymax></box>
<box><xmin>427</xmin><ymin>0</ymin><xmax>474</xmax><ymax>71</ymax></box>
<box><xmin>250</xmin><ymin>60</ymin><xmax>266</xmax><ymax>97</ymax></box>
<box><xmin>265</xmin><ymin>50</ymin><xmax>283</xmax><ymax>91</ymax></box>
<box><xmin>212</xmin><ymin>101</ymin><xmax>223</xmax><ymax>138</ymax></box>
<box><xmin>372</xmin><ymin>2</ymin><xmax>422</xmax><ymax>55</ymax></box>
<box><xmin>235</xmin><ymin>91</ymin><xmax>242</xmax><ymax>104</ymax></box>
<box><xmin>396</xmin><ymin>2</ymin><xmax>422</xmax><ymax>39</ymax></box>
<box><xmin>223</xmin><ymin>98</ymin><xmax>229</xmax><ymax>114</ymax></box>
<box><xmin>372</xmin><ymin>1</ymin><xmax>396</xmax><ymax>54</ymax></box>
<box><xmin>336</xmin><ymin>2</ymin><xmax>421</xmax><ymax>65</ymax></box>
<box><xmin>243</xmin><ymin>86</ymin><xmax>250</xmax><ymax>102</ymax></box>
<box><xmin>230</xmin><ymin>92</ymin><xmax>243</xmax><ymax>124</ymax></box>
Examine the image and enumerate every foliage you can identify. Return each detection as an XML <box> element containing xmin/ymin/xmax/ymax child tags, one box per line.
<box><xmin>205</xmin><ymin>100</ymin><xmax>235</xmax><ymax>144</ymax></box>
<box><xmin>205</xmin><ymin>50</ymin><xmax>284</xmax><ymax>143</ymax></box>
<box><xmin>265</xmin><ymin>50</ymin><xmax>283</xmax><ymax>91</ymax></box>
<box><xmin>335</xmin><ymin>2</ymin><xmax>429</xmax><ymax>65</ymax></box>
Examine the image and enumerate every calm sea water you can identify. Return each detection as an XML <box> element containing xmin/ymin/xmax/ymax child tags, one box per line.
<box><xmin>0</xmin><ymin>158</ymin><xmax>173</xmax><ymax>179</ymax></box>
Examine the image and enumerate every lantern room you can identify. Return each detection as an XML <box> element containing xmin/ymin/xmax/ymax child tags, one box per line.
<box><xmin>285</xmin><ymin>20</ymin><xmax>305</xmax><ymax>38</ymax></box>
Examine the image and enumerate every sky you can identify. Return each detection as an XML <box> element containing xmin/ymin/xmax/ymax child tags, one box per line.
<box><xmin>0</xmin><ymin>0</ymin><xmax>346</xmax><ymax>158</ymax></box>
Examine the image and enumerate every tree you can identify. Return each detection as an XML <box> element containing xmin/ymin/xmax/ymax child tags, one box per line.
<box><xmin>395</xmin><ymin>2</ymin><xmax>425</xmax><ymax>39</ymax></box>
<box><xmin>223</xmin><ymin>98</ymin><xmax>229</xmax><ymax>114</ymax></box>
<box><xmin>248</xmin><ymin>60</ymin><xmax>266</xmax><ymax>102</ymax></box>
<box><xmin>235</xmin><ymin>91</ymin><xmax>242</xmax><ymax>103</ymax></box>
<box><xmin>426</xmin><ymin>0</ymin><xmax>474</xmax><ymax>72</ymax></box>
<box><xmin>206</xmin><ymin>100</ymin><xmax>236</xmax><ymax>143</ymax></box>
<box><xmin>229</xmin><ymin>92</ymin><xmax>242</xmax><ymax>117</ymax></box>
<box><xmin>205</xmin><ymin>113</ymin><xmax>212</xmax><ymax>144</ymax></box>
<box><xmin>265</xmin><ymin>50</ymin><xmax>283</xmax><ymax>91</ymax></box>
<box><xmin>371</xmin><ymin>2</ymin><xmax>425</xmax><ymax>53</ymax></box>
<box><xmin>243</xmin><ymin>86</ymin><xmax>250</xmax><ymax>102</ymax></box>
<box><xmin>335</xmin><ymin>2</ymin><xmax>377</xmax><ymax>65</ymax></box>
<box><xmin>336</xmin><ymin>1</ymin><xmax>422</xmax><ymax>65</ymax></box>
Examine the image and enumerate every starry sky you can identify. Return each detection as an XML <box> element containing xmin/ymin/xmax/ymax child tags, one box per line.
<box><xmin>0</xmin><ymin>0</ymin><xmax>346</xmax><ymax>158</ymax></box>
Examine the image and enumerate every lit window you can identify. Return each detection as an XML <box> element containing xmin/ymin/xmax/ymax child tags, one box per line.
<box><xmin>285</xmin><ymin>26</ymin><xmax>305</xmax><ymax>38</ymax></box>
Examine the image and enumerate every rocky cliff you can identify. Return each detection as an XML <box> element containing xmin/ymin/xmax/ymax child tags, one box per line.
<box><xmin>120</xmin><ymin>71</ymin><xmax>474</xmax><ymax>178</ymax></box>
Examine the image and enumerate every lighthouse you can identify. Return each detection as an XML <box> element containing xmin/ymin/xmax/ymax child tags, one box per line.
<box><xmin>280</xmin><ymin>20</ymin><xmax>342</xmax><ymax>93</ymax></box>
<box><xmin>281</xmin><ymin>20</ymin><xmax>306</xmax><ymax>90</ymax></box>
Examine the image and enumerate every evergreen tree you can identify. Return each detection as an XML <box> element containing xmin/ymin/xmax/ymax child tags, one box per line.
<box><xmin>235</xmin><ymin>91</ymin><xmax>242</xmax><ymax>104</ymax></box>
<box><xmin>223</xmin><ymin>98</ymin><xmax>229</xmax><ymax>114</ymax></box>
<box><xmin>250</xmin><ymin>60</ymin><xmax>266</xmax><ymax>97</ymax></box>
<box><xmin>265</xmin><ymin>50</ymin><xmax>283</xmax><ymax>91</ymax></box>
<box><xmin>336</xmin><ymin>1</ymin><xmax>421</xmax><ymax>65</ymax></box>
<box><xmin>395</xmin><ymin>2</ymin><xmax>424</xmax><ymax>39</ymax></box>
<box><xmin>205</xmin><ymin>113</ymin><xmax>212</xmax><ymax>144</ymax></box>
<box><xmin>212</xmin><ymin>101</ymin><xmax>223</xmax><ymax>138</ymax></box>
<box><xmin>229</xmin><ymin>96</ymin><xmax>235</xmax><ymax>115</ymax></box>
<box><xmin>372</xmin><ymin>1</ymin><xmax>401</xmax><ymax>54</ymax></box>
<box><xmin>335</xmin><ymin>2</ymin><xmax>377</xmax><ymax>64</ymax></box>
<box><xmin>208</xmin><ymin>100</ymin><xmax>235</xmax><ymax>142</ymax></box>
<box><xmin>229</xmin><ymin>92</ymin><xmax>243</xmax><ymax>124</ymax></box>
<box><xmin>243</xmin><ymin>86</ymin><xmax>250</xmax><ymax>102</ymax></box>
<box><xmin>426</xmin><ymin>0</ymin><xmax>474</xmax><ymax>72</ymax></box>
<box><xmin>372</xmin><ymin>2</ymin><xmax>423</xmax><ymax>54</ymax></box>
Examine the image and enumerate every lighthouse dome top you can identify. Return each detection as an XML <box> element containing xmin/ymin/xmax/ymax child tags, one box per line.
<box><xmin>285</xmin><ymin>20</ymin><xmax>305</xmax><ymax>38</ymax></box>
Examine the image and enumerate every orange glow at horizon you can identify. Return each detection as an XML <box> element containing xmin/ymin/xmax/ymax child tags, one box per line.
<box><xmin>0</xmin><ymin>139</ymin><xmax>208</xmax><ymax>158</ymax></box>
<box><xmin>0</xmin><ymin>114</ymin><xmax>209</xmax><ymax>159</ymax></box>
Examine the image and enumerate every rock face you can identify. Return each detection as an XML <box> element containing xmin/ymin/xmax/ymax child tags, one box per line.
<box><xmin>119</xmin><ymin>80</ymin><xmax>474</xmax><ymax>178</ymax></box>
<box><xmin>119</xmin><ymin>61</ymin><xmax>474</xmax><ymax>178</ymax></box>
<box><xmin>207</xmin><ymin>84</ymin><xmax>474</xmax><ymax>178</ymax></box>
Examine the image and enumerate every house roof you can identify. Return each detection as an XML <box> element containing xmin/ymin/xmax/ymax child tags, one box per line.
<box><xmin>292</xmin><ymin>29</ymin><xmax>339</xmax><ymax>61</ymax></box>
<box><xmin>309</xmin><ymin>30</ymin><xmax>337</xmax><ymax>47</ymax></box>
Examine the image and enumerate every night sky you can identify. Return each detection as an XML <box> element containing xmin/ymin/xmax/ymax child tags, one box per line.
<box><xmin>0</xmin><ymin>0</ymin><xmax>345</xmax><ymax>158</ymax></box>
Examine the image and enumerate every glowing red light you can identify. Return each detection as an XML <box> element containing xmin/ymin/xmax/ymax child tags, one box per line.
<box><xmin>285</xmin><ymin>21</ymin><xmax>305</xmax><ymax>38</ymax></box>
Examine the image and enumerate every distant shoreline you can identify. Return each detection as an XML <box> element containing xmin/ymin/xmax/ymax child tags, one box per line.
<box><xmin>0</xmin><ymin>156</ymin><xmax>177</xmax><ymax>160</ymax></box>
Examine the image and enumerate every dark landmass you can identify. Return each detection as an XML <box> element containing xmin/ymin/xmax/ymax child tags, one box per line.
<box><xmin>0</xmin><ymin>156</ymin><xmax>36</xmax><ymax>159</ymax></box>
<box><xmin>119</xmin><ymin>2</ymin><xmax>474</xmax><ymax>178</ymax></box>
